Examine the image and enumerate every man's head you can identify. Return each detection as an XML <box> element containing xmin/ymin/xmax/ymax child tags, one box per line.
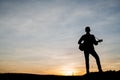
<box><xmin>85</xmin><ymin>26</ymin><xmax>90</xmax><ymax>33</ymax></box>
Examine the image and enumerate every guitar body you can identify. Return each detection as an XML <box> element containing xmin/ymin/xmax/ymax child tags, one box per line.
<box><xmin>79</xmin><ymin>43</ymin><xmax>84</xmax><ymax>51</ymax></box>
<box><xmin>79</xmin><ymin>39</ymin><xmax>103</xmax><ymax>51</ymax></box>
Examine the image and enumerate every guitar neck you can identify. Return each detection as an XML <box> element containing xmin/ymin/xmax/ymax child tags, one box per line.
<box><xmin>97</xmin><ymin>39</ymin><xmax>103</xmax><ymax>43</ymax></box>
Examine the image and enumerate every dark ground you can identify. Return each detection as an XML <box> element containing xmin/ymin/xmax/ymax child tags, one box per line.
<box><xmin>0</xmin><ymin>70</ymin><xmax>120</xmax><ymax>80</ymax></box>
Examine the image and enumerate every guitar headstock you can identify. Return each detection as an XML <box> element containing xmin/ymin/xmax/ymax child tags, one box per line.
<box><xmin>98</xmin><ymin>39</ymin><xmax>103</xmax><ymax>43</ymax></box>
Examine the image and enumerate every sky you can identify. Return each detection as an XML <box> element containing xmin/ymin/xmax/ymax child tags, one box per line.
<box><xmin>0</xmin><ymin>0</ymin><xmax>120</xmax><ymax>75</ymax></box>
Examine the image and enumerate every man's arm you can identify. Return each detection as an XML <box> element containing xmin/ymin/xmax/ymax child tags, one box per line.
<box><xmin>93</xmin><ymin>35</ymin><xmax>98</xmax><ymax>45</ymax></box>
<box><xmin>78</xmin><ymin>36</ymin><xmax>84</xmax><ymax>44</ymax></box>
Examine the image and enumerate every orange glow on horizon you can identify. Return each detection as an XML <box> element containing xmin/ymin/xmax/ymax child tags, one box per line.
<box><xmin>0</xmin><ymin>61</ymin><xmax>119</xmax><ymax>76</ymax></box>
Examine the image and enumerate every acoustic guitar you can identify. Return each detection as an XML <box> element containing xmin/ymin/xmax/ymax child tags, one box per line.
<box><xmin>79</xmin><ymin>39</ymin><xmax>103</xmax><ymax>51</ymax></box>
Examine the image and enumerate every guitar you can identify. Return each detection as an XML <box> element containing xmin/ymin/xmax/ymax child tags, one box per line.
<box><xmin>97</xmin><ymin>39</ymin><xmax>103</xmax><ymax>43</ymax></box>
<box><xmin>79</xmin><ymin>39</ymin><xmax>103</xmax><ymax>51</ymax></box>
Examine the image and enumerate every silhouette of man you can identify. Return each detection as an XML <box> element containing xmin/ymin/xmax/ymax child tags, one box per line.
<box><xmin>78</xmin><ymin>26</ymin><xmax>103</xmax><ymax>74</ymax></box>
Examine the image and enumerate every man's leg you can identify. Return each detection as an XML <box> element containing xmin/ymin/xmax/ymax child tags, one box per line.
<box><xmin>90</xmin><ymin>50</ymin><xmax>102</xmax><ymax>72</ymax></box>
<box><xmin>84</xmin><ymin>51</ymin><xmax>89</xmax><ymax>74</ymax></box>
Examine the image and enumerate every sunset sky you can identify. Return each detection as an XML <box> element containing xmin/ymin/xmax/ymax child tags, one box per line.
<box><xmin>0</xmin><ymin>0</ymin><xmax>120</xmax><ymax>75</ymax></box>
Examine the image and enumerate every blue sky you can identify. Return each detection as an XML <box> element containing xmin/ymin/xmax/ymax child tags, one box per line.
<box><xmin>0</xmin><ymin>0</ymin><xmax>120</xmax><ymax>75</ymax></box>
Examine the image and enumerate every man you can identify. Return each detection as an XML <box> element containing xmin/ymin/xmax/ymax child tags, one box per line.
<box><xmin>78</xmin><ymin>26</ymin><xmax>103</xmax><ymax>74</ymax></box>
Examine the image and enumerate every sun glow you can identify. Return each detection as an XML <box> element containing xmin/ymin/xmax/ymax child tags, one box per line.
<box><xmin>60</xmin><ymin>66</ymin><xmax>75</xmax><ymax>76</ymax></box>
<box><xmin>64</xmin><ymin>70</ymin><xmax>74</xmax><ymax>76</ymax></box>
